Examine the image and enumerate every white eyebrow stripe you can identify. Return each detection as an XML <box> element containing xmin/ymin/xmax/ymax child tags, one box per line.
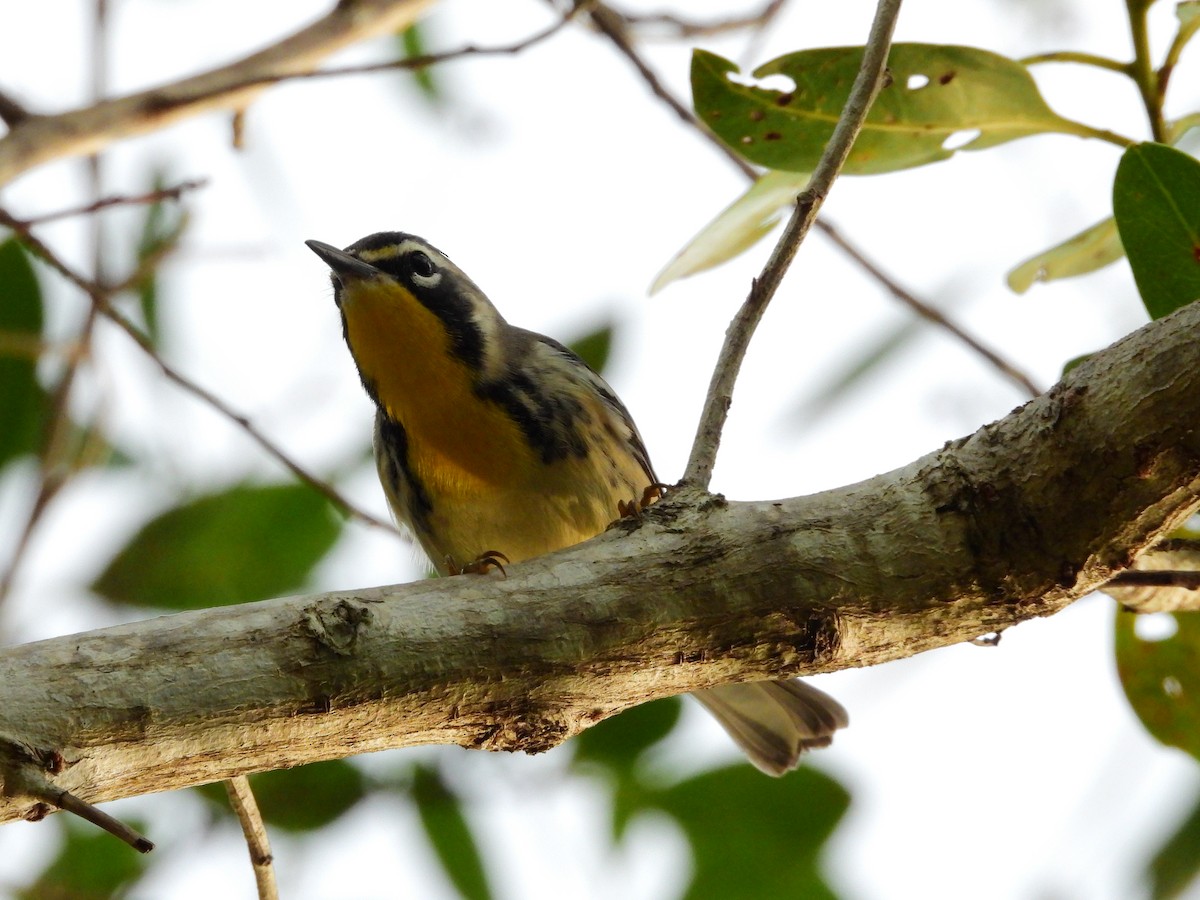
<box><xmin>357</xmin><ymin>240</ymin><xmax>449</xmax><ymax>288</ymax></box>
<box><xmin>358</xmin><ymin>240</ymin><xmax>450</xmax><ymax>268</ymax></box>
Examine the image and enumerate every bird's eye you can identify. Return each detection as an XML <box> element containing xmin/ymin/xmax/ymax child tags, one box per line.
<box><xmin>409</xmin><ymin>251</ymin><xmax>436</xmax><ymax>278</ymax></box>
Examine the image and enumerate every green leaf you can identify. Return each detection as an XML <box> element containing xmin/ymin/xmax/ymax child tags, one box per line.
<box><xmin>1114</xmin><ymin>609</ymin><xmax>1200</xmax><ymax>762</ymax></box>
<box><xmin>0</xmin><ymin>237</ymin><xmax>45</xmax><ymax>468</ymax></box>
<box><xmin>573</xmin><ymin>697</ymin><xmax>682</xmax><ymax>777</ymax></box>
<box><xmin>567</xmin><ymin>323</ymin><xmax>614</xmax><ymax>375</ymax></box>
<box><xmin>1113</xmin><ymin>143</ymin><xmax>1200</xmax><ymax>319</ymax></box>
<box><xmin>652</xmin><ymin>764</ymin><xmax>849</xmax><ymax>900</ymax></box>
<box><xmin>251</xmin><ymin>761</ymin><xmax>366</xmax><ymax>832</ymax></box>
<box><xmin>397</xmin><ymin>23</ymin><xmax>441</xmax><ymax>104</ymax></box>
<box><xmin>92</xmin><ymin>483</ymin><xmax>342</xmax><ymax>609</ymax></box>
<box><xmin>651</xmin><ymin>170</ymin><xmax>809</xmax><ymax>294</ymax></box>
<box><xmin>197</xmin><ymin>762</ymin><xmax>367</xmax><ymax>832</ymax></box>
<box><xmin>17</xmin><ymin>815</ymin><xmax>149</xmax><ymax>900</ymax></box>
<box><xmin>1148</xmin><ymin>789</ymin><xmax>1200</xmax><ymax>899</ymax></box>
<box><xmin>1007</xmin><ymin>217</ymin><xmax>1124</xmax><ymax>293</ymax></box>
<box><xmin>412</xmin><ymin>763</ymin><xmax>493</xmax><ymax>900</ymax></box>
<box><xmin>692</xmin><ymin>45</ymin><xmax>1073</xmax><ymax>174</ymax></box>
<box><xmin>573</xmin><ymin>698</ymin><xmax>685</xmax><ymax>841</ymax></box>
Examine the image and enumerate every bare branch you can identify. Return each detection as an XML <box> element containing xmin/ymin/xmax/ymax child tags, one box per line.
<box><xmin>587</xmin><ymin>3</ymin><xmax>744</xmax><ymax>159</ymax></box>
<box><xmin>12</xmin><ymin>179</ymin><xmax>207</xmax><ymax>227</ymax></box>
<box><xmin>275</xmin><ymin>3</ymin><xmax>589</xmax><ymax>83</ymax></box>
<box><xmin>2</xmin><ymin>297</ymin><xmax>1199</xmax><ymax>823</ymax></box>
<box><xmin>15</xmin><ymin>767</ymin><xmax>154</xmax><ymax>852</ymax></box>
<box><xmin>1108</xmin><ymin>570</ymin><xmax>1200</xmax><ymax>589</ymax></box>
<box><xmin>1102</xmin><ymin>540</ymin><xmax>1200</xmax><ymax>611</ymax></box>
<box><xmin>0</xmin><ymin>209</ymin><xmax>401</xmax><ymax>536</ymax></box>
<box><xmin>0</xmin><ymin>0</ymin><xmax>433</xmax><ymax>187</ymax></box>
<box><xmin>586</xmin><ymin>1</ymin><xmax>1036</xmax><ymax>415</ymax></box>
<box><xmin>225</xmin><ymin>777</ymin><xmax>279</xmax><ymax>900</ymax></box>
<box><xmin>614</xmin><ymin>0</ymin><xmax>788</xmax><ymax>39</ymax></box>
<box><xmin>684</xmin><ymin>0</ymin><xmax>903</xmax><ymax>488</ymax></box>
<box><xmin>103</xmin><ymin>305</ymin><xmax>402</xmax><ymax>534</ymax></box>
<box><xmin>815</xmin><ymin>220</ymin><xmax>1043</xmax><ymax>398</ymax></box>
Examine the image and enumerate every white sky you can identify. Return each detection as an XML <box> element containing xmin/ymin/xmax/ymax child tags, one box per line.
<box><xmin>2</xmin><ymin>0</ymin><xmax>1199</xmax><ymax>898</ymax></box>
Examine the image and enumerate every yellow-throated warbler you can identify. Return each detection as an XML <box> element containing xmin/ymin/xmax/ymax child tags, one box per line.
<box><xmin>307</xmin><ymin>232</ymin><xmax>848</xmax><ymax>775</ymax></box>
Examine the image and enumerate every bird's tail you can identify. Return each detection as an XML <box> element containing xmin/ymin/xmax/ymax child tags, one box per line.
<box><xmin>692</xmin><ymin>679</ymin><xmax>849</xmax><ymax>776</ymax></box>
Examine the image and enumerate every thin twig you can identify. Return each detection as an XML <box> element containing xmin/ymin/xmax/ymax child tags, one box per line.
<box><xmin>0</xmin><ymin>299</ymin><xmax>95</xmax><ymax>615</ymax></box>
<box><xmin>584</xmin><ymin>0</ymin><xmax>1037</xmax><ymax>425</ymax></box>
<box><xmin>610</xmin><ymin>0</ymin><xmax>787</xmax><ymax>39</ymax></box>
<box><xmin>11</xmin><ymin>179</ymin><xmax>207</xmax><ymax>227</ymax></box>
<box><xmin>586</xmin><ymin>3</ymin><xmax>756</xmax><ymax>177</ymax></box>
<box><xmin>104</xmin><ymin>305</ymin><xmax>399</xmax><ymax>533</ymax></box>
<box><xmin>815</xmin><ymin>220</ymin><xmax>1042</xmax><ymax>398</ymax></box>
<box><xmin>683</xmin><ymin>0</ymin><xmax>904</xmax><ymax>488</ymax></box>
<box><xmin>0</xmin><ymin>0</ymin><xmax>432</xmax><ymax>187</ymax></box>
<box><xmin>0</xmin><ymin>208</ymin><xmax>400</xmax><ymax>535</ymax></box>
<box><xmin>53</xmin><ymin>789</ymin><xmax>155</xmax><ymax>853</ymax></box>
<box><xmin>0</xmin><ymin>2</ymin><xmax>115</xmax><ymax>617</ymax></box>
<box><xmin>242</xmin><ymin>3</ymin><xmax>589</xmax><ymax>88</ymax></box>
<box><xmin>1106</xmin><ymin>570</ymin><xmax>1200</xmax><ymax>590</ymax></box>
<box><xmin>225</xmin><ymin>776</ymin><xmax>279</xmax><ymax>900</ymax></box>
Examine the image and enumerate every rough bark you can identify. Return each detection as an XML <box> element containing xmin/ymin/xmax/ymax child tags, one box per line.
<box><xmin>3</xmin><ymin>301</ymin><xmax>1200</xmax><ymax>824</ymax></box>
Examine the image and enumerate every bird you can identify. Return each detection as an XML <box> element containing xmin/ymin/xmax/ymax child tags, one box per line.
<box><xmin>306</xmin><ymin>231</ymin><xmax>848</xmax><ymax>775</ymax></box>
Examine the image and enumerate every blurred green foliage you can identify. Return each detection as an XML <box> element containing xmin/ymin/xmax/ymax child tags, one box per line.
<box><xmin>92</xmin><ymin>483</ymin><xmax>342</xmax><ymax>609</ymax></box>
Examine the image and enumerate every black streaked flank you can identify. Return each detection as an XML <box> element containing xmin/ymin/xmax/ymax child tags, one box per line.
<box><xmin>375</xmin><ymin>412</ymin><xmax>433</xmax><ymax>525</ymax></box>
<box><xmin>477</xmin><ymin>371</ymin><xmax>589</xmax><ymax>465</ymax></box>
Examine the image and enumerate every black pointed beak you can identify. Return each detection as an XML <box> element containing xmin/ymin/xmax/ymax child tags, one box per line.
<box><xmin>305</xmin><ymin>240</ymin><xmax>379</xmax><ymax>282</ymax></box>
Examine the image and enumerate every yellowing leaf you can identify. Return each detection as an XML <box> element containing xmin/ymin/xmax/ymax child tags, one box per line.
<box><xmin>1007</xmin><ymin>217</ymin><xmax>1124</xmax><ymax>293</ymax></box>
<box><xmin>693</xmin><ymin>45</ymin><xmax>1075</xmax><ymax>175</ymax></box>
<box><xmin>651</xmin><ymin>170</ymin><xmax>809</xmax><ymax>294</ymax></box>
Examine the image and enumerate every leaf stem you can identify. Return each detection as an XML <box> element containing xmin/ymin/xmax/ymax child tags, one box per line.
<box><xmin>1160</xmin><ymin>10</ymin><xmax>1200</xmax><ymax>102</ymax></box>
<box><xmin>1055</xmin><ymin>118</ymin><xmax>1138</xmax><ymax>148</ymax></box>
<box><xmin>1021</xmin><ymin>50</ymin><xmax>1131</xmax><ymax>74</ymax></box>
<box><xmin>1126</xmin><ymin>0</ymin><xmax>1168</xmax><ymax>142</ymax></box>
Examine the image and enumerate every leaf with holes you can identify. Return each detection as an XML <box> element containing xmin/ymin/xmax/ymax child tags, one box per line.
<box><xmin>1007</xmin><ymin>217</ymin><xmax>1124</xmax><ymax>293</ymax></box>
<box><xmin>692</xmin><ymin>45</ymin><xmax>1074</xmax><ymax>174</ymax></box>
<box><xmin>1113</xmin><ymin>143</ymin><xmax>1200</xmax><ymax>320</ymax></box>
<box><xmin>1114</xmin><ymin>609</ymin><xmax>1200</xmax><ymax>762</ymax></box>
<box><xmin>651</xmin><ymin>169</ymin><xmax>809</xmax><ymax>294</ymax></box>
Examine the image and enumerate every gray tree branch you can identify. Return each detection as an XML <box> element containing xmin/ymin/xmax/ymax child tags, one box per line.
<box><xmin>0</xmin><ymin>0</ymin><xmax>433</xmax><ymax>187</ymax></box>
<box><xmin>3</xmin><ymin>300</ymin><xmax>1200</xmax><ymax>825</ymax></box>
